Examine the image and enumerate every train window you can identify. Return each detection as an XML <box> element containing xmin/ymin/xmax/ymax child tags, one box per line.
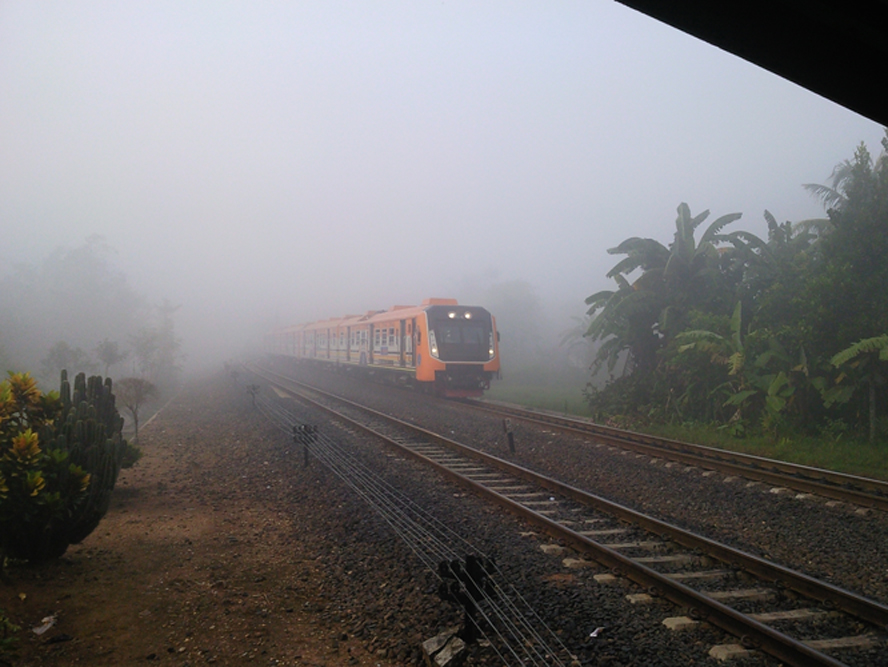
<box><xmin>440</xmin><ymin>326</ymin><xmax>460</xmax><ymax>344</ymax></box>
<box><xmin>463</xmin><ymin>326</ymin><xmax>484</xmax><ymax>344</ymax></box>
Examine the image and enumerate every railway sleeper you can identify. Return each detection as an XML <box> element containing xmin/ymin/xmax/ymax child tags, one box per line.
<box><xmin>635</xmin><ymin>553</ymin><xmax>695</xmax><ymax>566</ymax></box>
<box><xmin>707</xmin><ymin>588</ymin><xmax>777</xmax><ymax>603</ymax></box>
<box><xmin>579</xmin><ymin>527</ymin><xmax>630</xmax><ymax>537</ymax></box>
<box><xmin>749</xmin><ymin>608</ymin><xmax>836</xmax><ymax>622</ymax></box>
<box><xmin>485</xmin><ymin>485</ymin><xmax>533</xmax><ymax>493</ymax></box>
<box><xmin>665</xmin><ymin>569</ymin><xmax>732</xmax><ymax>582</ymax></box>
<box><xmin>802</xmin><ymin>634</ymin><xmax>880</xmax><ymax>651</ymax></box>
<box><xmin>602</xmin><ymin>540</ymin><xmax>663</xmax><ymax>550</ymax></box>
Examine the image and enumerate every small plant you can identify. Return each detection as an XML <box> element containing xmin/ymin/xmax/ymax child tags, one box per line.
<box><xmin>821</xmin><ymin>418</ymin><xmax>849</xmax><ymax>442</ymax></box>
<box><xmin>114</xmin><ymin>377</ymin><xmax>158</xmax><ymax>445</ymax></box>
<box><xmin>0</xmin><ymin>607</ymin><xmax>19</xmax><ymax>665</ymax></box>
<box><xmin>0</xmin><ymin>370</ymin><xmax>127</xmax><ymax>562</ymax></box>
<box><xmin>121</xmin><ymin>441</ymin><xmax>143</xmax><ymax>468</ymax></box>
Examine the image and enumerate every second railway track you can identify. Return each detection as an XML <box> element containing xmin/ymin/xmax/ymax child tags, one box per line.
<box><xmin>248</xmin><ymin>362</ymin><xmax>888</xmax><ymax>667</ymax></box>
<box><xmin>459</xmin><ymin>400</ymin><xmax>888</xmax><ymax>513</ymax></box>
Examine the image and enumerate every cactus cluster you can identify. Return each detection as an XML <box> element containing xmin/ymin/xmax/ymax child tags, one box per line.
<box><xmin>0</xmin><ymin>370</ymin><xmax>127</xmax><ymax>562</ymax></box>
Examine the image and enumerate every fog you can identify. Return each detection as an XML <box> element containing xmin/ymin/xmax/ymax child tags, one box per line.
<box><xmin>1</xmin><ymin>2</ymin><xmax>883</xmax><ymax>379</ymax></box>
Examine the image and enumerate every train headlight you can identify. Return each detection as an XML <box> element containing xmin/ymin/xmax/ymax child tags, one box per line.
<box><xmin>428</xmin><ymin>330</ymin><xmax>439</xmax><ymax>358</ymax></box>
<box><xmin>448</xmin><ymin>311</ymin><xmax>456</xmax><ymax>319</ymax></box>
<box><xmin>464</xmin><ymin>312</ymin><xmax>472</xmax><ymax>319</ymax></box>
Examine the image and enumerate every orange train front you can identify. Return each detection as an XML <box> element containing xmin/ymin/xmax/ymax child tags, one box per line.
<box><xmin>267</xmin><ymin>298</ymin><xmax>500</xmax><ymax>398</ymax></box>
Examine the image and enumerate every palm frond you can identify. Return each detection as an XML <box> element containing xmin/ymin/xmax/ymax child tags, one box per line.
<box><xmin>631</xmin><ymin>269</ymin><xmax>663</xmax><ymax>292</ymax></box>
<box><xmin>831</xmin><ymin>335</ymin><xmax>888</xmax><ymax>366</ymax></box>
<box><xmin>606</xmin><ymin>256</ymin><xmax>645</xmax><ymax>278</ymax></box>
<box><xmin>698</xmin><ymin>212</ymin><xmax>741</xmax><ymax>246</ymax></box>
<box><xmin>585</xmin><ymin>289</ymin><xmax>614</xmax><ymax>306</ymax></box>
<box><xmin>614</xmin><ymin>273</ymin><xmax>632</xmax><ymax>291</ymax></box>
<box><xmin>607</xmin><ymin>237</ymin><xmax>670</xmax><ymax>262</ymax></box>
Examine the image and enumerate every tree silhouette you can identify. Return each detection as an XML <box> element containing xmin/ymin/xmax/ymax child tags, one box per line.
<box><xmin>114</xmin><ymin>377</ymin><xmax>158</xmax><ymax>444</ymax></box>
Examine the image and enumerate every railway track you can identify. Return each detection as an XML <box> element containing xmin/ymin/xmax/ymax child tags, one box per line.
<box><xmin>461</xmin><ymin>400</ymin><xmax>888</xmax><ymax>513</ymax></box>
<box><xmin>247</xmin><ymin>363</ymin><xmax>887</xmax><ymax>666</ymax></box>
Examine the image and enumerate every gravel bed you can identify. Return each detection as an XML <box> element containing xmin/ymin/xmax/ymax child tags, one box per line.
<box><xmin>261</xmin><ymin>375</ymin><xmax>774</xmax><ymax>667</ymax></box>
<box><xmin>255</xmin><ymin>360</ymin><xmax>888</xmax><ymax>665</ymax></box>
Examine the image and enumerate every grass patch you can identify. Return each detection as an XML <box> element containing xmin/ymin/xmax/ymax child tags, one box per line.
<box><xmin>640</xmin><ymin>422</ymin><xmax>888</xmax><ymax>481</ymax></box>
<box><xmin>486</xmin><ymin>367</ymin><xmax>888</xmax><ymax>480</ymax></box>
<box><xmin>486</xmin><ymin>365</ymin><xmax>592</xmax><ymax>417</ymax></box>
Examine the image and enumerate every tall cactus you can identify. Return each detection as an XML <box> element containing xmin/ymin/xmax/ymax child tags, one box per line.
<box><xmin>0</xmin><ymin>370</ymin><xmax>127</xmax><ymax>562</ymax></box>
<box><xmin>47</xmin><ymin>371</ymin><xmax>126</xmax><ymax>545</ymax></box>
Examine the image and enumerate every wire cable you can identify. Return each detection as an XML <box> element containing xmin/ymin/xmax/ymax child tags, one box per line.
<box><xmin>237</xmin><ymin>375</ymin><xmax>576</xmax><ymax>666</ymax></box>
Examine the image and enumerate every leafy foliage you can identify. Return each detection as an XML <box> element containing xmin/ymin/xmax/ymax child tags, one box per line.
<box><xmin>0</xmin><ymin>607</ymin><xmax>19</xmax><ymax>663</ymax></box>
<box><xmin>0</xmin><ymin>237</ymin><xmax>147</xmax><ymax>382</ymax></box>
<box><xmin>0</xmin><ymin>371</ymin><xmax>127</xmax><ymax>562</ymax></box>
<box><xmin>95</xmin><ymin>338</ymin><xmax>128</xmax><ymax>377</ymax></box>
<box><xmin>585</xmin><ymin>203</ymin><xmax>742</xmax><ymax>377</ymax></box>
<box><xmin>825</xmin><ymin>335</ymin><xmax>888</xmax><ymax>442</ymax></box>
<box><xmin>583</xmin><ymin>129</ymin><xmax>888</xmax><ymax>441</ymax></box>
<box><xmin>40</xmin><ymin>341</ymin><xmax>97</xmax><ymax>380</ymax></box>
<box><xmin>129</xmin><ymin>299</ymin><xmax>183</xmax><ymax>390</ymax></box>
<box><xmin>115</xmin><ymin>377</ymin><xmax>158</xmax><ymax>445</ymax></box>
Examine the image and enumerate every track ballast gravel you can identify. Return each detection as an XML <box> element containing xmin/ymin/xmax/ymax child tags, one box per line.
<box><xmin>262</xmin><ymin>360</ymin><xmax>888</xmax><ymax>666</ymax></box>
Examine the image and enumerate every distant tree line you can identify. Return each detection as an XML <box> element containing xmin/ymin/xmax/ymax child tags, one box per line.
<box><xmin>584</xmin><ymin>130</ymin><xmax>888</xmax><ymax>441</ymax></box>
<box><xmin>0</xmin><ymin>236</ymin><xmax>182</xmax><ymax>392</ymax></box>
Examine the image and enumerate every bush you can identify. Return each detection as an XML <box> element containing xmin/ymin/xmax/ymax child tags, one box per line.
<box><xmin>0</xmin><ymin>370</ymin><xmax>127</xmax><ymax>563</ymax></box>
<box><xmin>121</xmin><ymin>441</ymin><xmax>143</xmax><ymax>468</ymax></box>
<box><xmin>0</xmin><ymin>608</ymin><xmax>19</xmax><ymax>665</ymax></box>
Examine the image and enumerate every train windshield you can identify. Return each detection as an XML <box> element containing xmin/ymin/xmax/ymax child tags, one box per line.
<box><xmin>427</xmin><ymin>306</ymin><xmax>493</xmax><ymax>362</ymax></box>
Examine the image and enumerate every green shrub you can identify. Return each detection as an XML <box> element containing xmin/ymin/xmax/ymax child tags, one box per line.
<box><xmin>121</xmin><ymin>441</ymin><xmax>143</xmax><ymax>468</ymax></box>
<box><xmin>0</xmin><ymin>608</ymin><xmax>19</xmax><ymax>664</ymax></box>
<box><xmin>0</xmin><ymin>370</ymin><xmax>127</xmax><ymax>562</ymax></box>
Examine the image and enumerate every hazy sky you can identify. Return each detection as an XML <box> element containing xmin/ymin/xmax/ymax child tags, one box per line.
<box><xmin>1</xmin><ymin>1</ymin><xmax>883</xmax><ymax>367</ymax></box>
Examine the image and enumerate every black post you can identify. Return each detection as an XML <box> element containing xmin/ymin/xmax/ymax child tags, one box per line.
<box><xmin>437</xmin><ymin>555</ymin><xmax>495</xmax><ymax>644</ymax></box>
<box><xmin>247</xmin><ymin>384</ymin><xmax>260</xmax><ymax>408</ymax></box>
<box><xmin>294</xmin><ymin>424</ymin><xmax>318</xmax><ymax>467</ymax></box>
<box><xmin>502</xmin><ymin>418</ymin><xmax>515</xmax><ymax>453</ymax></box>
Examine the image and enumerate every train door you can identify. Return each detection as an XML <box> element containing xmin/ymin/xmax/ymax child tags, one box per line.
<box><xmin>359</xmin><ymin>326</ymin><xmax>369</xmax><ymax>365</ymax></box>
<box><xmin>412</xmin><ymin>317</ymin><xmax>420</xmax><ymax>369</ymax></box>
<box><xmin>399</xmin><ymin>320</ymin><xmax>406</xmax><ymax>367</ymax></box>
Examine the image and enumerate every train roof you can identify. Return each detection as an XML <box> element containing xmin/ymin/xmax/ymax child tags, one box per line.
<box><xmin>273</xmin><ymin>298</ymin><xmax>490</xmax><ymax>333</ymax></box>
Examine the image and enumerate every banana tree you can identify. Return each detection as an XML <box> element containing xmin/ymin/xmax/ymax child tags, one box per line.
<box><xmin>585</xmin><ymin>274</ymin><xmax>661</xmax><ymax>375</ymax></box>
<box><xmin>826</xmin><ymin>335</ymin><xmax>888</xmax><ymax>442</ymax></box>
<box><xmin>676</xmin><ymin>302</ymin><xmax>753</xmax><ymax>428</ymax></box>
<box><xmin>587</xmin><ymin>203</ymin><xmax>742</xmax><ymax>377</ymax></box>
<box><xmin>676</xmin><ymin>303</ymin><xmax>812</xmax><ymax>433</ymax></box>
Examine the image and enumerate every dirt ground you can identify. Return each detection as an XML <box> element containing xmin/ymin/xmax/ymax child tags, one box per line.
<box><xmin>2</xmin><ymin>377</ymin><xmax>403</xmax><ymax>667</ymax></box>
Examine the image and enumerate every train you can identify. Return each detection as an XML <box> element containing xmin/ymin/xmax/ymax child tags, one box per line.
<box><xmin>266</xmin><ymin>298</ymin><xmax>500</xmax><ymax>397</ymax></box>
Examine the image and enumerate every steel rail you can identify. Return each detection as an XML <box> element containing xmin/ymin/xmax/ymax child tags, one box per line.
<box><xmin>463</xmin><ymin>400</ymin><xmax>888</xmax><ymax>511</ymax></box>
<box><xmin>250</xmin><ymin>364</ymin><xmax>888</xmax><ymax>667</ymax></box>
<box><xmin>245</xmin><ymin>373</ymin><xmax>575</xmax><ymax>666</ymax></box>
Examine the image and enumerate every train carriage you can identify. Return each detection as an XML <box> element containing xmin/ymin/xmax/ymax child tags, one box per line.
<box><xmin>267</xmin><ymin>298</ymin><xmax>500</xmax><ymax>397</ymax></box>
